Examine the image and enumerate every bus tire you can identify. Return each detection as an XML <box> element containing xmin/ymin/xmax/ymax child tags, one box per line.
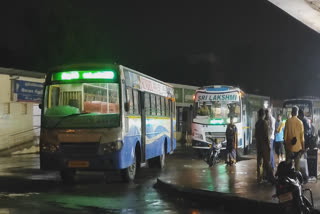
<box><xmin>60</xmin><ymin>169</ymin><xmax>76</xmax><ymax>184</ymax></box>
<box><xmin>121</xmin><ymin>151</ymin><xmax>137</xmax><ymax>182</ymax></box>
<box><xmin>158</xmin><ymin>142</ymin><xmax>166</xmax><ymax>169</ymax></box>
<box><xmin>149</xmin><ymin>142</ymin><xmax>166</xmax><ymax>169</ymax></box>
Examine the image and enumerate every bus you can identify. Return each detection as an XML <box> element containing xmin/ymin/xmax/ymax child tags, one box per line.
<box><xmin>39</xmin><ymin>64</ymin><xmax>176</xmax><ymax>183</ymax></box>
<box><xmin>283</xmin><ymin>97</ymin><xmax>320</xmax><ymax>144</ymax></box>
<box><xmin>191</xmin><ymin>85</ymin><xmax>270</xmax><ymax>156</ymax></box>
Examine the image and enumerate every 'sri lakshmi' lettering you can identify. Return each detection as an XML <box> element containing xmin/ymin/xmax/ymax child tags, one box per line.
<box><xmin>197</xmin><ymin>93</ymin><xmax>239</xmax><ymax>102</ymax></box>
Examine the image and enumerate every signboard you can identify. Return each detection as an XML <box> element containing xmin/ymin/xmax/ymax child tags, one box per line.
<box><xmin>195</xmin><ymin>92</ymin><xmax>239</xmax><ymax>102</ymax></box>
<box><xmin>140</xmin><ymin>76</ymin><xmax>173</xmax><ymax>97</ymax></box>
<box><xmin>14</xmin><ymin>80</ymin><xmax>43</xmax><ymax>103</ymax></box>
<box><xmin>123</xmin><ymin>69</ymin><xmax>174</xmax><ymax>98</ymax></box>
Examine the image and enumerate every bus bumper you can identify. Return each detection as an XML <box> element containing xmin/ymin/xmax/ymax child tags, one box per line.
<box><xmin>192</xmin><ymin>140</ymin><xmax>211</xmax><ymax>149</ymax></box>
<box><xmin>40</xmin><ymin>152</ymin><xmax>116</xmax><ymax>171</ymax></box>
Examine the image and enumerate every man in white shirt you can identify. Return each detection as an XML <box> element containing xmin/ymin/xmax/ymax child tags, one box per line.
<box><xmin>265</xmin><ymin>108</ymin><xmax>276</xmax><ymax>170</ymax></box>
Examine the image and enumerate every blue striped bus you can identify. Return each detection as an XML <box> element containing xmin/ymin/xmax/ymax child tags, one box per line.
<box><xmin>40</xmin><ymin>64</ymin><xmax>176</xmax><ymax>182</ymax></box>
<box><xmin>192</xmin><ymin>85</ymin><xmax>270</xmax><ymax>156</ymax></box>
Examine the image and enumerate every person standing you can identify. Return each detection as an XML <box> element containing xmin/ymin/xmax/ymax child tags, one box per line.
<box><xmin>298</xmin><ymin>109</ymin><xmax>311</xmax><ymax>150</ymax></box>
<box><xmin>265</xmin><ymin>109</ymin><xmax>276</xmax><ymax>170</ymax></box>
<box><xmin>198</xmin><ymin>102</ymin><xmax>209</xmax><ymax>116</ymax></box>
<box><xmin>274</xmin><ymin>114</ymin><xmax>285</xmax><ymax>164</ymax></box>
<box><xmin>284</xmin><ymin>106</ymin><xmax>305</xmax><ymax>171</ymax></box>
<box><xmin>225</xmin><ymin>117</ymin><xmax>238</xmax><ymax>165</ymax></box>
<box><xmin>255</xmin><ymin>108</ymin><xmax>274</xmax><ymax>183</ymax></box>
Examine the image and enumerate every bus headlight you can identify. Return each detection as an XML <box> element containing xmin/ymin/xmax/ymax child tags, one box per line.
<box><xmin>103</xmin><ymin>141</ymin><xmax>123</xmax><ymax>153</ymax></box>
<box><xmin>194</xmin><ymin>133</ymin><xmax>203</xmax><ymax>140</ymax></box>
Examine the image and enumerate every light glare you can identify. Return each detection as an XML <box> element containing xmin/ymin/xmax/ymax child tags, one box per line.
<box><xmin>61</xmin><ymin>71</ymin><xmax>79</xmax><ymax>80</ymax></box>
<box><xmin>82</xmin><ymin>71</ymin><xmax>114</xmax><ymax>79</ymax></box>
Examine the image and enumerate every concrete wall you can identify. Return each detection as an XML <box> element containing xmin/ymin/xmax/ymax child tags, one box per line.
<box><xmin>0</xmin><ymin>74</ymin><xmax>44</xmax><ymax>152</ymax></box>
<box><xmin>268</xmin><ymin>0</ymin><xmax>320</xmax><ymax>33</ymax></box>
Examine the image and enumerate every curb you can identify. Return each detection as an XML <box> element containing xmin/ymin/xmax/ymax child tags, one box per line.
<box><xmin>154</xmin><ymin>178</ymin><xmax>320</xmax><ymax>214</ymax></box>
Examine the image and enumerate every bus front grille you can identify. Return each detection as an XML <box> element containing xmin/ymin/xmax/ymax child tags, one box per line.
<box><xmin>60</xmin><ymin>143</ymin><xmax>99</xmax><ymax>157</ymax></box>
<box><xmin>205</xmin><ymin>132</ymin><xmax>225</xmax><ymax>144</ymax></box>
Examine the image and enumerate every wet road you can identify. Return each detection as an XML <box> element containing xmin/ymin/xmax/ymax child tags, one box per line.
<box><xmin>0</xmin><ymin>150</ymin><xmax>228</xmax><ymax>214</ymax></box>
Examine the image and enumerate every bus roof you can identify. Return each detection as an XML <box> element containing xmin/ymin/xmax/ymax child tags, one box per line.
<box><xmin>284</xmin><ymin>97</ymin><xmax>320</xmax><ymax>103</ymax></box>
<box><xmin>197</xmin><ymin>85</ymin><xmax>241</xmax><ymax>92</ymax></box>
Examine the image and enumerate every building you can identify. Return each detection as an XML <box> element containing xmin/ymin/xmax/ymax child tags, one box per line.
<box><xmin>0</xmin><ymin>67</ymin><xmax>45</xmax><ymax>154</ymax></box>
<box><xmin>169</xmin><ymin>83</ymin><xmax>198</xmax><ymax>143</ymax></box>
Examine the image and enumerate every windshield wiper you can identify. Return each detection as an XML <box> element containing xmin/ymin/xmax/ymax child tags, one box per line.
<box><xmin>52</xmin><ymin>113</ymin><xmax>90</xmax><ymax>128</ymax></box>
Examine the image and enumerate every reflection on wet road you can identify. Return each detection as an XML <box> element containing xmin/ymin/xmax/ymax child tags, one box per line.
<box><xmin>160</xmin><ymin>152</ymin><xmax>276</xmax><ymax>203</ymax></box>
<box><xmin>0</xmin><ymin>152</ymin><xmax>228</xmax><ymax>214</ymax></box>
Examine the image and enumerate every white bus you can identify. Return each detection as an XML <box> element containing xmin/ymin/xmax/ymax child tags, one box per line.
<box><xmin>40</xmin><ymin>64</ymin><xmax>176</xmax><ymax>183</ymax></box>
<box><xmin>191</xmin><ymin>85</ymin><xmax>269</xmax><ymax>156</ymax></box>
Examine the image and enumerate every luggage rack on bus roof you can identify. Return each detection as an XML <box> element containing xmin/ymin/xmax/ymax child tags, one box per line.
<box><xmin>198</xmin><ymin>85</ymin><xmax>240</xmax><ymax>91</ymax></box>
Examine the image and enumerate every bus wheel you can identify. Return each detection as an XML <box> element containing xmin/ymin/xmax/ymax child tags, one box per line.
<box><xmin>60</xmin><ymin>169</ymin><xmax>76</xmax><ymax>184</ymax></box>
<box><xmin>149</xmin><ymin>143</ymin><xmax>166</xmax><ymax>169</ymax></box>
<box><xmin>121</xmin><ymin>152</ymin><xmax>136</xmax><ymax>182</ymax></box>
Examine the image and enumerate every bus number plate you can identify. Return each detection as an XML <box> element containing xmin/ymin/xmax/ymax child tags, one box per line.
<box><xmin>68</xmin><ymin>161</ymin><xmax>89</xmax><ymax>168</ymax></box>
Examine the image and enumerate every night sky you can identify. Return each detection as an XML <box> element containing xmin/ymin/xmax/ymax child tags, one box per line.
<box><xmin>0</xmin><ymin>0</ymin><xmax>320</xmax><ymax>99</ymax></box>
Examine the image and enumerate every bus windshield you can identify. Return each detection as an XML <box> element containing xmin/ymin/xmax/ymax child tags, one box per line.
<box><xmin>283</xmin><ymin>101</ymin><xmax>312</xmax><ymax>119</ymax></box>
<box><xmin>43</xmin><ymin>82</ymin><xmax>120</xmax><ymax>128</ymax></box>
<box><xmin>194</xmin><ymin>100</ymin><xmax>241</xmax><ymax>124</ymax></box>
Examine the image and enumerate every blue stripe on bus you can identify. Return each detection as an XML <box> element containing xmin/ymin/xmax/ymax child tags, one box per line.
<box><xmin>206</xmin><ymin>87</ymin><xmax>229</xmax><ymax>91</ymax></box>
<box><xmin>115</xmin><ymin>134</ymin><xmax>172</xmax><ymax>169</ymax></box>
<box><xmin>115</xmin><ymin>122</ymin><xmax>175</xmax><ymax>169</ymax></box>
<box><xmin>127</xmin><ymin>125</ymin><xmax>169</xmax><ymax>139</ymax></box>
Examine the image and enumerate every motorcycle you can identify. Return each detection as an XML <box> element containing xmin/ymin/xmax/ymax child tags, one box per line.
<box><xmin>204</xmin><ymin>140</ymin><xmax>223</xmax><ymax>167</ymax></box>
<box><xmin>273</xmin><ymin>161</ymin><xmax>313</xmax><ymax>214</ymax></box>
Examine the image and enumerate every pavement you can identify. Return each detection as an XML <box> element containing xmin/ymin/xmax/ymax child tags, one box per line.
<box><xmin>155</xmin><ymin>143</ymin><xmax>320</xmax><ymax>214</ymax></box>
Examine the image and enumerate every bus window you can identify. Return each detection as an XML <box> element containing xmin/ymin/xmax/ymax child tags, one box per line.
<box><xmin>133</xmin><ymin>90</ymin><xmax>139</xmax><ymax>115</ymax></box>
<box><xmin>165</xmin><ymin>98</ymin><xmax>169</xmax><ymax>116</ymax></box>
<box><xmin>156</xmin><ymin>96</ymin><xmax>161</xmax><ymax>116</ymax></box>
<box><xmin>151</xmin><ymin>94</ymin><xmax>156</xmax><ymax>115</ymax></box>
<box><xmin>126</xmin><ymin>88</ymin><xmax>133</xmax><ymax>114</ymax></box>
<box><xmin>145</xmin><ymin>93</ymin><xmax>151</xmax><ymax>115</ymax></box>
<box><xmin>49</xmin><ymin>86</ymin><xmax>60</xmax><ymax>108</ymax></box>
<box><xmin>161</xmin><ymin>97</ymin><xmax>165</xmax><ymax>116</ymax></box>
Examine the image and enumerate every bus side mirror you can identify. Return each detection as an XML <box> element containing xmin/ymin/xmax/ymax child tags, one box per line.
<box><xmin>39</xmin><ymin>103</ymin><xmax>43</xmax><ymax>109</ymax></box>
<box><xmin>124</xmin><ymin>102</ymin><xmax>130</xmax><ymax>112</ymax></box>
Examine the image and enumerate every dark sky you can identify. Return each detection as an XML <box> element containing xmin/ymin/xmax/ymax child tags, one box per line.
<box><xmin>0</xmin><ymin>0</ymin><xmax>320</xmax><ymax>99</ymax></box>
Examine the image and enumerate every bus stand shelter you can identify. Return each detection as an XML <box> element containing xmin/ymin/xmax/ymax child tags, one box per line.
<box><xmin>169</xmin><ymin>83</ymin><xmax>198</xmax><ymax>145</ymax></box>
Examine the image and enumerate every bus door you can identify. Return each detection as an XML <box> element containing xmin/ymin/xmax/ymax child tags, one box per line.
<box><xmin>140</xmin><ymin>91</ymin><xmax>146</xmax><ymax>163</ymax></box>
<box><xmin>169</xmin><ymin>99</ymin><xmax>174</xmax><ymax>151</ymax></box>
<box><xmin>242</xmin><ymin>103</ymin><xmax>248</xmax><ymax>152</ymax></box>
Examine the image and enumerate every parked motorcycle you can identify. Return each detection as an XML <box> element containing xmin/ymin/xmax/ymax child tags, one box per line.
<box><xmin>273</xmin><ymin>161</ymin><xmax>313</xmax><ymax>214</ymax></box>
<box><xmin>204</xmin><ymin>140</ymin><xmax>223</xmax><ymax>167</ymax></box>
